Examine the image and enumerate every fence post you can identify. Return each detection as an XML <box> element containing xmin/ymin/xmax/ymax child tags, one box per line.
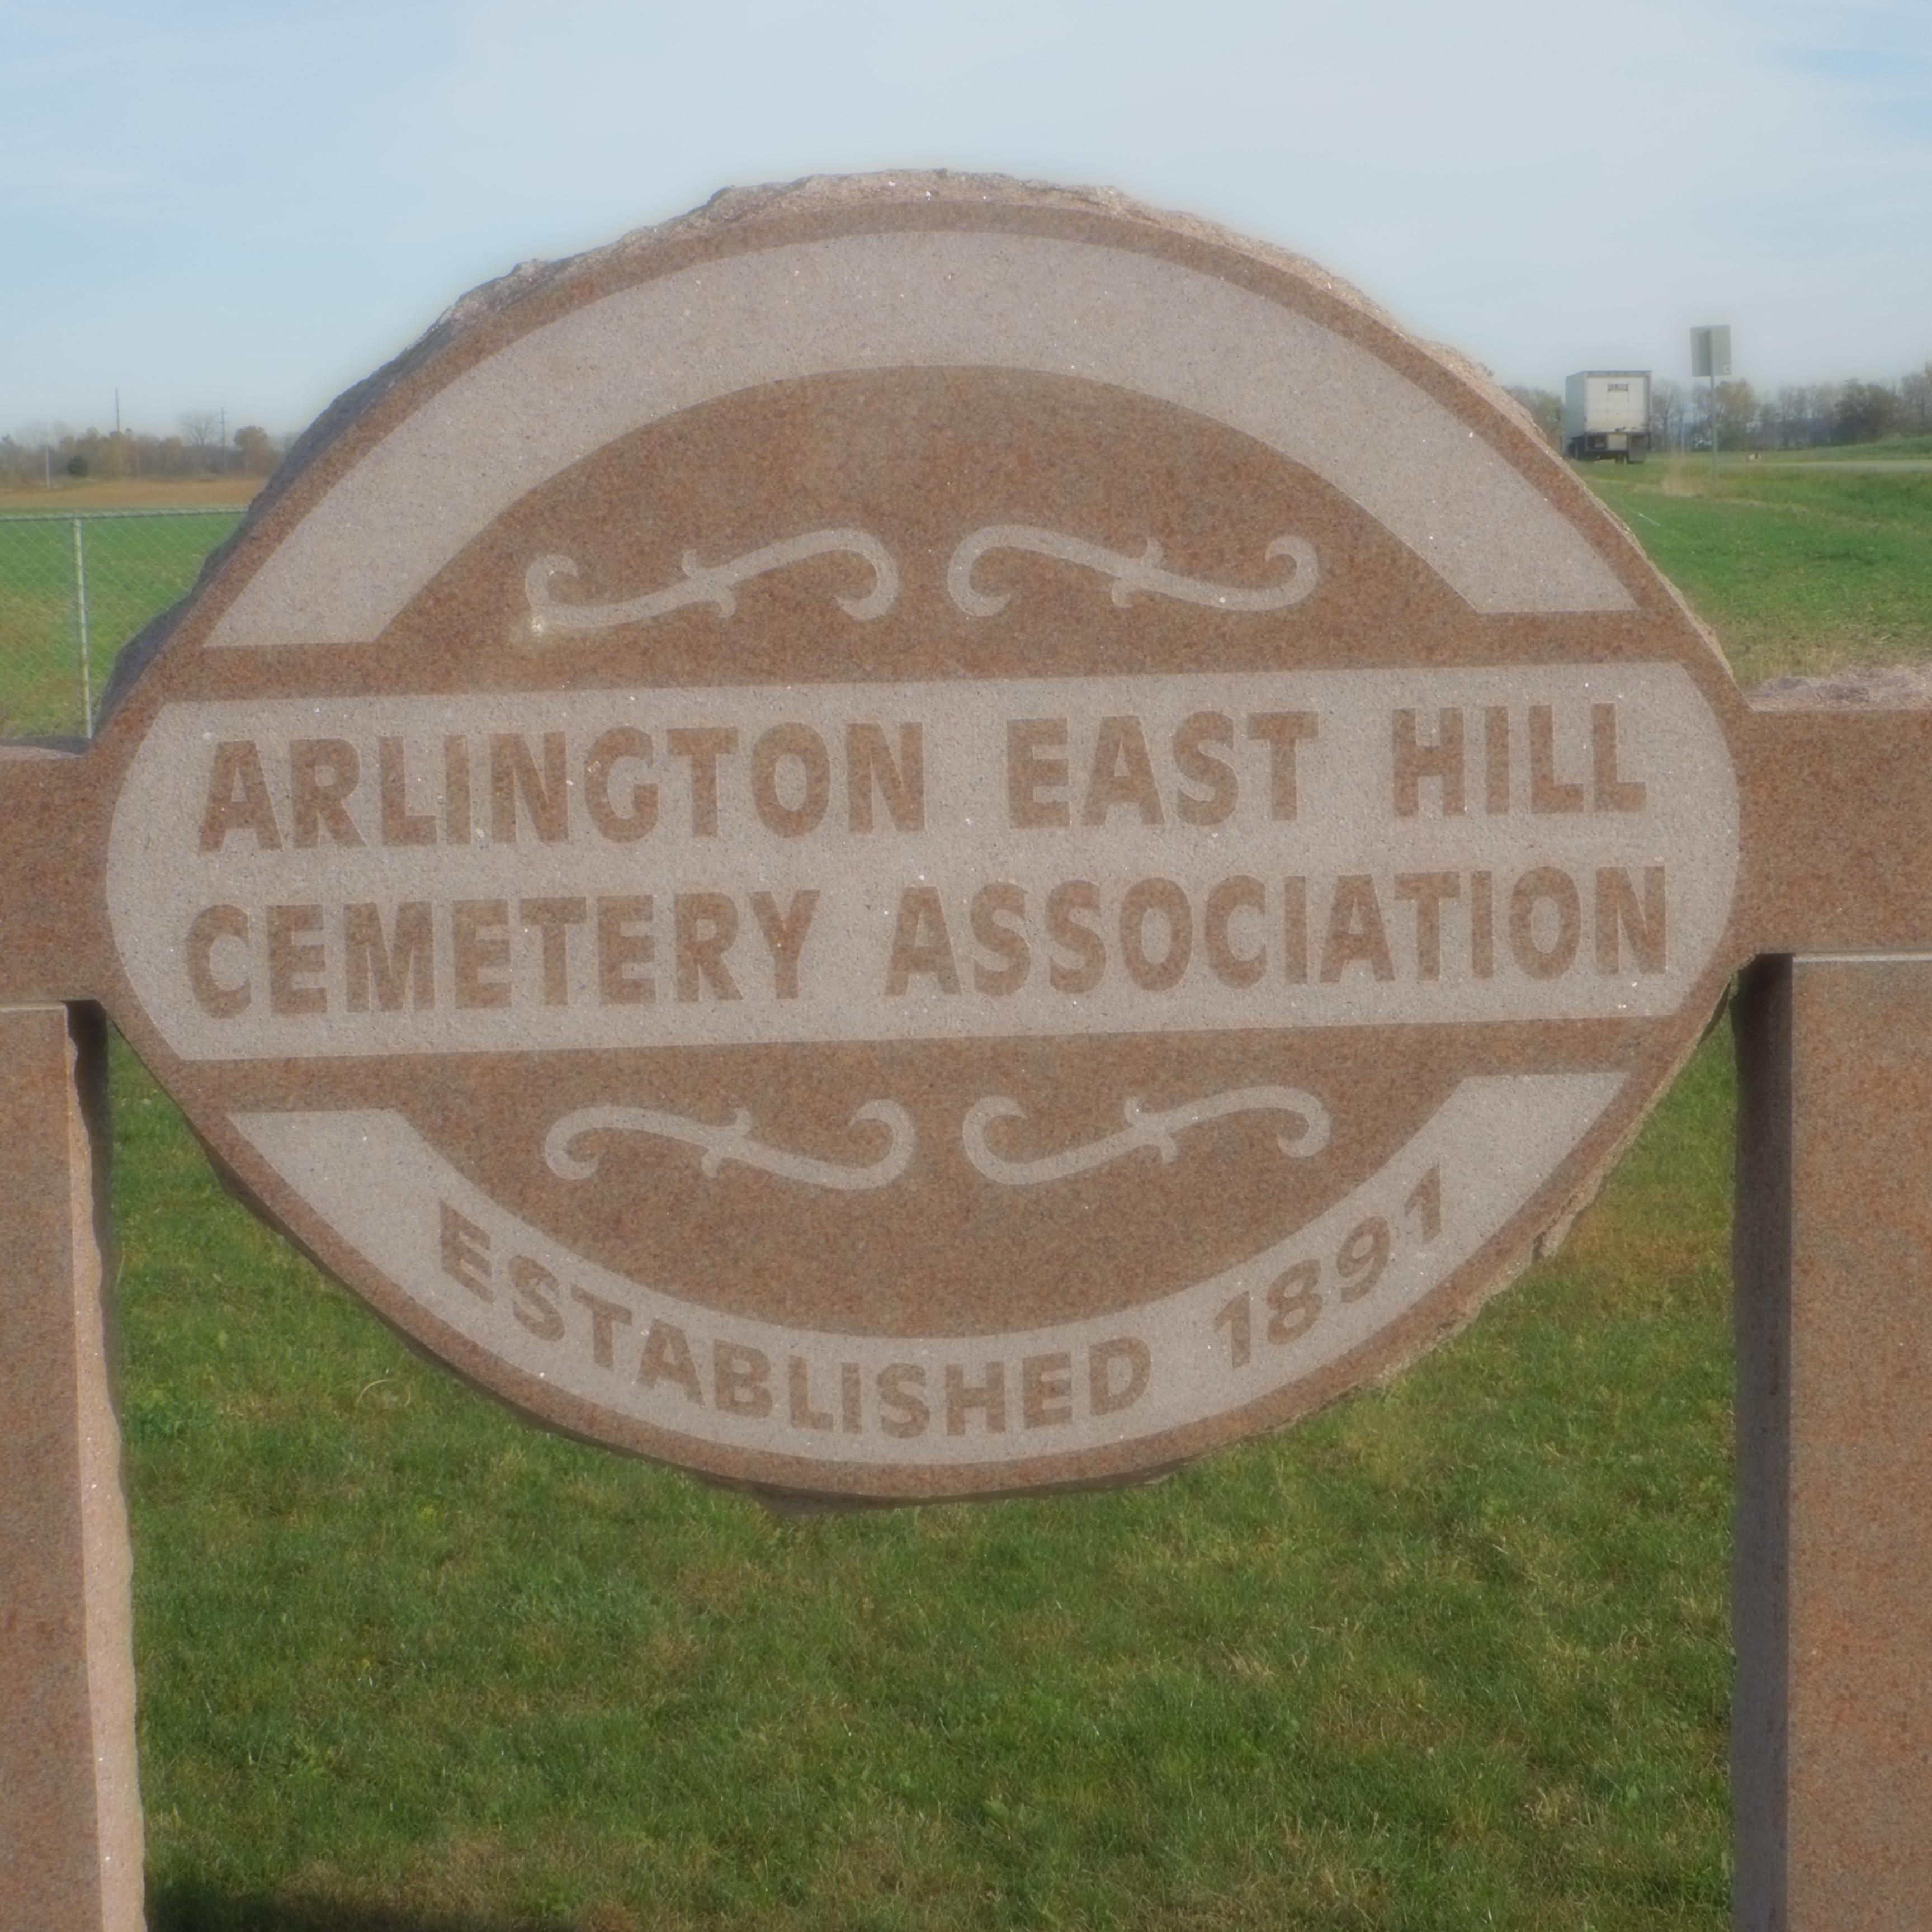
<box><xmin>71</xmin><ymin>518</ymin><xmax>93</xmax><ymax>738</ymax></box>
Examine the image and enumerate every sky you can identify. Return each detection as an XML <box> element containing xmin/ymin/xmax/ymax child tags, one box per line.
<box><xmin>4</xmin><ymin>0</ymin><xmax>1929</xmax><ymax>441</ymax></box>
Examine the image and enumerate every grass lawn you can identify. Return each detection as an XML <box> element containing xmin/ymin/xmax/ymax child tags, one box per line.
<box><xmin>1581</xmin><ymin>457</ymin><xmax>1932</xmax><ymax>684</ymax></box>
<box><xmin>1733</xmin><ymin>433</ymin><xmax>1932</xmax><ymax>463</ymax></box>
<box><xmin>121</xmin><ymin>1031</ymin><xmax>1735</xmax><ymax>1931</ymax></box>
<box><xmin>0</xmin><ymin>507</ymin><xmax>244</xmax><ymax>736</ymax></box>
<box><xmin>25</xmin><ymin>445</ymin><xmax>1924</xmax><ymax>1926</ymax></box>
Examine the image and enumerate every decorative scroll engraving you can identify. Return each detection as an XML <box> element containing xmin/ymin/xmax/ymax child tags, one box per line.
<box><xmin>946</xmin><ymin>526</ymin><xmax>1319</xmax><ymax>619</ymax></box>
<box><xmin>525</xmin><ymin>530</ymin><xmax>899</xmax><ymax>637</ymax></box>
<box><xmin>545</xmin><ymin>1100</ymin><xmax>915</xmax><ymax>1193</ymax></box>
<box><xmin>962</xmin><ymin>1087</ymin><xmax>1330</xmax><ymax>1188</ymax></box>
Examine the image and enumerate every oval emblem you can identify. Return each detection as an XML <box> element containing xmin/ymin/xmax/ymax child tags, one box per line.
<box><xmin>91</xmin><ymin>177</ymin><xmax>1744</xmax><ymax>1499</ymax></box>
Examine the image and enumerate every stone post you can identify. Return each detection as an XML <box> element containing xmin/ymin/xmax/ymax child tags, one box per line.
<box><xmin>0</xmin><ymin>1003</ymin><xmax>143</xmax><ymax>1931</ymax></box>
<box><xmin>1735</xmin><ymin>955</ymin><xmax>1932</xmax><ymax>1928</ymax></box>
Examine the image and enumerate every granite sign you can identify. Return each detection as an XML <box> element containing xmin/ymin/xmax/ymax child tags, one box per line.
<box><xmin>5</xmin><ymin>175</ymin><xmax>1931</xmax><ymax>1928</ymax></box>
<box><xmin>4</xmin><ymin>178</ymin><xmax>1751</xmax><ymax>1504</ymax></box>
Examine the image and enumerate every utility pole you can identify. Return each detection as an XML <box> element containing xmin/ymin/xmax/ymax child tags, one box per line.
<box><xmin>113</xmin><ymin>389</ymin><xmax>121</xmax><ymax>437</ymax></box>
<box><xmin>219</xmin><ymin>406</ymin><xmax>227</xmax><ymax>474</ymax></box>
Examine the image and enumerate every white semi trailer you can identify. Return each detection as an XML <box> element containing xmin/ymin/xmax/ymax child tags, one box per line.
<box><xmin>1563</xmin><ymin>370</ymin><xmax>1652</xmax><ymax>461</ymax></box>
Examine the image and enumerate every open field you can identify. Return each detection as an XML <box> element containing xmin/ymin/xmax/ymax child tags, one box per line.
<box><xmin>8</xmin><ymin>447</ymin><xmax>1924</xmax><ymax>1925</ymax></box>
<box><xmin>0</xmin><ymin>476</ymin><xmax>262</xmax><ymax>512</ymax></box>
<box><xmin>1720</xmin><ymin>433</ymin><xmax>1932</xmax><ymax>464</ymax></box>
<box><xmin>0</xmin><ymin>507</ymin><xmax>244</xmax><ymax>735</ymax></box>
<box><xmin>1581</xmin><ymin>457</ymin><xmax>1932</xmax><ymax>684</ymax></box>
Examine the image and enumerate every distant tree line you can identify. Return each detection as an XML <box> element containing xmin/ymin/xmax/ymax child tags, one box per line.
<box><xmin>1508</xmin><ymin>363</ymin><xmax>1932</xmax><ymax>455</ymax></box>
<box><xmin>0</xmin><ymin>413</ymin><xmax>290</xmax><ymax>488</ymax></box>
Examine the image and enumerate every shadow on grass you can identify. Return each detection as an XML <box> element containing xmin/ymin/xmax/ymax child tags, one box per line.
<box><xmin>150</xmin><ymin>1882</ymin><xmax>563</xmax><ymax>1932</ymax></box>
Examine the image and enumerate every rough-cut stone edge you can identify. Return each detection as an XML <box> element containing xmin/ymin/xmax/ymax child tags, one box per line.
<box><xmin>98</xmin><ymin>169</ymin><xmax>1573</xmax><ymax>724</ymax></box>
<box><xmin>1749</xmin><ymin>667</ymin><xmax>1932</xmax><ymax>711</ymax></box>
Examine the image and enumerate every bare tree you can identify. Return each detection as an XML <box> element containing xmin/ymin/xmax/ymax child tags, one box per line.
<box><xmin>1898</xmin><ymin>365</ymin><xmax>1932</xmax><ymax>436</ymax></box>
<box><xmin>1503</xmin><ymin>386</ymin><xmax>1562</xmax><ymax>450</ymax></box>
<box><xmin>1835</xmin><ymin>380</ymin><xmax>1898</xmax><ymax>445</ymax></box>
<box><xmin>1650</xmin><ymin>378</ymin><xmax>1687</xmax><ymax>454</ymax></box>
<box><xmin>1715</xmin><ymin>380</ymin><xmax>1759</xmax><ymax>451</ymax></box>
<box><xmin>178</xmin><ymin>409</ymin><xmax>222</xmax><ymax>468</ymax></box>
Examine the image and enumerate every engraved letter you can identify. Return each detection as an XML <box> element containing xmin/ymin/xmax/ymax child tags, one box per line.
<box><xmin>1119</xmin><ymin>877</ymin><xmax>1192</xmax><ymax>993</ymax></box>
<box><xmin>290</xmin><ymin>739</ymin><xmax>363</xmax><ymax>848</ymax></box>
<box><xmin>1089</xmin><ymin>1337</ymin><xmax>1151</xmax><ymax>1416</ymax></box>
<box><xmin>439</xmin><ymin>1202</ymin><xmax>492</xmax><ymax>1300</ymax></box>
<box><xmin>884</xmin><ymin>886</ymin><xmax>960</xmax><ymax>995</ymax></box>
<box><xmin>1046</xmin><ymin>881</ymin><xmax>1104</xmax><ymax>994</ymax></box>
<box><xmin>452</xmin><ymin>900</ymin><xmax>512</xmax><ymax>1009</ymax></box>
<box><xmin>675</xmin><ymin>894</ymin><xmax>741</xmax><ymax>1003</ymax></box>
<box><xmin>490</xmin><ymin>731</ymin><xmax>569</xmax><ymax>844</ymax></box>
<box><xmin>1394</xmin><ymin>872</ymin><xmax>1461</xmax><ymax>982</ymax></box>
<box><xmin>1595</xmin><ymin>866</ymin><xmax>1666</xmax><ymax>974</ymax></box>
<box><xmin>1204</xmin><ymin>876</ymin><xmax>1265</xmax><ymax>989</ymax></box>
<box><xmin>508</xmin><ymin>1255</ymin><xmax>565</xmax><ymax>1340</ymax></box>
<box><xmin>971</xmin><ymin>882</ymin><xmax>1029</xmax><ymax>996</ymax></box>
<box><xmin>344</xmin><ymin>902</ymin><xmax>434</xmax><ymax>1012</ymax></box>
<box><xmin>198</xmin><ymin>740</ymin><xmax>281</xmax><ymax>852</ymax></box>
<box><xmin>1248</xmin><ymin>712</ymin><xmax>1319</xmax><ymax>820</ymax></box>
<box><xmin>187</xmin><ymin>904</ymin><xmax>251</xmax><ymax>1017</ymax></box>
<box><xmin>596</xmin><ymin>896</ymin><xmax>654</xmax><ymax>1005</ymax></box>
<box><xmin>877</xmin><ymin>1363</ymin><xmax>929</xmax><ymax>1438</ymax></box>
<box><xmin>267</xmin><ymin>904</ymin><xmax>327</xmax><ymax>1015</ymax></box>
<box><xmin>1529</xmin><ymin>706</ymin><xmax>1585</xmax><ymax>814</ymax></box>
<box><xmin>1007</xmin><ymin>718</ymin><xmax>1069</xmax><ymax>828</ymax></box>
<box><xmin>638</xmin><ymin>1321</ymin><xmax>702</xmax><ymax>1403</ymax></box>
<box><xmin>752</xmin><ymin>724</ymin><xmax>831</xmax><ymax>838</ymax></box>
<box><xmin>379</xmin><ymin>737</ymin><xmax>435</xmax><ymax>846</ymax></box>
<box><xmin>1173</xmin><ymin>711</ymin><xmax>1237</xmax><ymax>826</ymax></box>
<box><xmin>750</xmin><ymin>889</ymin><xmax>819</xmax><ymax>999</ymax></box>
<box><xmin>1591</xmin><ymin>704</ymin><xmax>1647</xmax><ymax>813</ymax></box>
<box><xmin>571</xmin><ymin>1285</ymin><xmax>633</xmax><ymax>1369</ymax></box>
<box><xmin>584</xmin><ymin>726</ymin><xmax>657</xmax><ymax>842</ymax></box>
<box><xmin>1022</xmin><ymin>1353</ymin><xmax>1075</xmax><ymax>1429</ymax></box>
<box><xmin>847</xmin><ymin>722</ymin><xmax>924</xmax><ymax>832</ymax></box>
<box><xmin>1392</xmin><ymin>710</ymin><xmax>1465</xmax><ymax>818</ymax></box>
<box><xmin>1083</xmin><ymin>716</ymin><xmax>1163</xmax><ymax>826</ymax></box>
<box><xmin>945</xmin><ymin>1361</ymin><xmax>1008</xmax><ymax>1436</ymax></box>
<box><xmin>1320</xmin><ymin>876</ymin><xmax>1395</xmax><ymax>982</ymax></box>
<box><xmin>667</xmin><ymin>726</ymin><xmax>738</xmax><ymax>837</ymax></box>
<box><xmin>714</xmin><ymin>1341</ymin><xmax>773</xmax><ymax>1418</ymax></box>
<box><xmin>520</xmin><ymin>896</ymin><xmax>587</xmax><ymax>1007</ymax></box>
<box><xmin>1510</xmin><ymin>867</ymin><xmax>1581</xmax><ymax>978</ymax></box>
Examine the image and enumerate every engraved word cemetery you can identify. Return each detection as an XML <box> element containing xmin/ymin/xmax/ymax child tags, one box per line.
<box><xmin>5</xmin><ymin>176</ymin><xmax>1931</xmax><ymax>1929</ymax></box>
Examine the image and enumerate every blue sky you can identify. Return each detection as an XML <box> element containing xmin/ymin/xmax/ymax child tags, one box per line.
<box><xmin>4</xmin><ymin>0</ymin><xmax>1929</xmax><ymax>440</ymax></box>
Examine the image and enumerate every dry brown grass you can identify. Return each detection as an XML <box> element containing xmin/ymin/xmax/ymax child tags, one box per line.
<box><xmin>0</xmin><ymin>476</ymin><xmax>261</xmax><ymax>513</ymax></box>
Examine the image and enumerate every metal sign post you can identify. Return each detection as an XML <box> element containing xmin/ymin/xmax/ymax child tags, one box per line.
<box><xmin>1692</xmin><ymin>324</ymin><xmax>1733</xmax><ymax>481</ymax></box>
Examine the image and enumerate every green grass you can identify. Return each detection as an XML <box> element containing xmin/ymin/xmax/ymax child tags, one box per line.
<box><xmin>48</xmin><ymin>433</ymin><xmax>1930</xmax><ymax>1924</ymax></box>
<box><xmin>1735</xmin><ymin>433</ymin><xmax>1932</xmax><ymax>462</ymax></box>
<box><xmin>0</xmin><ymin>508</ymin><xmax>240</xmax><ymax>735</ymax></box>
<box><xmin>1582</xmin><ymin>459</ymin><xmax>1932</xmax><ymax>683</ymax></box>
<box><xmin>119</xmin><ymin>1031</ymin><xmax>1735</xmax><ymax>1931</ymax></box>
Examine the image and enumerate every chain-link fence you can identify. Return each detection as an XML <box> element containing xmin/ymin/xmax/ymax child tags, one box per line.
<box><xmin>0</xmin><ymin>507</ymin><xmax>244</xmax><ymax>740</ymax></box>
